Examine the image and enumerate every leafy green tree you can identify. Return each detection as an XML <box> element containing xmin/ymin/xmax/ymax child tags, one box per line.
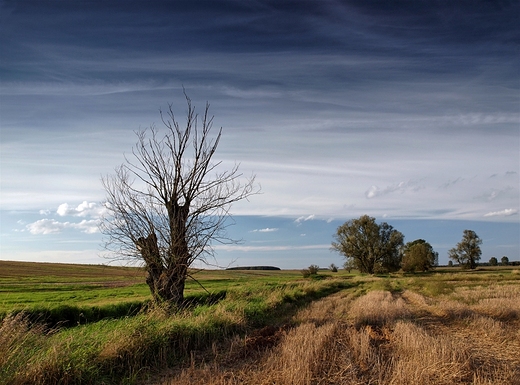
<box><xmin>401</xmin><ymin>239</ymin><xmax>438</xmax><ymax>272</ymax></box>
<box><xmin>448</xmin><ymin>260</ymin><xmax>453</xmax><ymax>267</ymax></box>
<box><xmin>448</xmin><ymin>230</ymin><xmax>482</xmax><ymax>269</ymax></box>
<box><xmin>332</xmin><ymin>215</ymin><xmax>404</xmax><ymax>274</ymax></box>
<box><xmin>501</xmin><ymin>256</ymin><xmax>509</xmax><ymax>266</ymax></box>
<box><xmin>489</xmin><ymin>257</ymin><xmax>498</xmax><ymax>266</ymax></box>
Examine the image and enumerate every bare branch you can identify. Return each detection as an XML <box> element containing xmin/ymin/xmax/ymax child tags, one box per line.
<box><xmin>100</xmin><ymin>94</ymin><xmax>259</xmax><ymax>306</ymax></box>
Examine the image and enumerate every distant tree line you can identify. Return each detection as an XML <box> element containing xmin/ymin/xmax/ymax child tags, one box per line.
<box><xmin>226</xmin><ymin>266</ymin><xmax>281</xmax><ymax>271</ymax></box>
<box><xmin>330</xmin><ymin>215</ymin><xmax>509</xmax><ymax>274</ymax></box>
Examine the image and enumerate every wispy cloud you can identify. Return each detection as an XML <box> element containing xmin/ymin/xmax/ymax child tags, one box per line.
<box><xmin>484</xmin><ymin>209</ymin><xmax>518</xmax><ymax>218</ymax></box>
<box><xmin>250</xmin><ymin>227</ymin><xmax>279</xmax><ymax>233</ymax></box>
<box><xmin>295</xmin><ymin>215</ymin><xmax>316</xmax><ymax>224</ymax></box>
<box><xmin>440</xmin><ymin>178</ymin><xmax>465</xmax><ymax>189</ymax></box>
<box><xmin>365</xmin><ymin>180</ymin><xmax>424</xmax><ymax>199</ymax></box>
<box><xmin>474</xmin><ymin>186</ymin><xmax>515</xmax><ymax>202</ymax></box>
<box><xmin>0</xmin><ymin>1</ymin><xmax>518</xmax><ymax>267</ymax></box>
<box><xmin>214</xmin><ymin>244</ymin><xmax>330</xmax><ymax>252</ymax></box>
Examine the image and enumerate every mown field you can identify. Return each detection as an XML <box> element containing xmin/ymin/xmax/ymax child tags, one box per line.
<box><xmin>1</xmin><ymin>261</ymin><xmax>519</xmax><ymax>385</ymax></box>
<box><xmin>0</xmin><ymin>261</ymin><xmax>305</xmax><ymax>324</ymax></box>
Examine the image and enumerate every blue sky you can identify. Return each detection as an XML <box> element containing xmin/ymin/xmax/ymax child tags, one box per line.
<box><xmin>1</xmin><ymin>0</ymin><xmax>519</xmax><ymax>268</ymax></box>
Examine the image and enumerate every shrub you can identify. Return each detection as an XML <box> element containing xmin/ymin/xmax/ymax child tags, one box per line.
<box><xmin>329</xmin><ymin>264</ymin><xmax>338</xmax><ymax>273</ymax></box>
<box><xmin>302</xmin><ymin>265</ymin><xmax>320</xmax><ymax>278</ymax></box>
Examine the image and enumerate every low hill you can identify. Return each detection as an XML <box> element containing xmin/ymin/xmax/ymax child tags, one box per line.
<box><xmin>226</xmin><ymin>266</ymin><xmax>281</xmax><ymax>271</ymax></box>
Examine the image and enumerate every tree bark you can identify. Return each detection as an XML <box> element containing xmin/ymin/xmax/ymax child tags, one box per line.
<box><xmin>136</xmin><ymin>232</ymin><xmax>187</xmax><ymax>307</ymax></box>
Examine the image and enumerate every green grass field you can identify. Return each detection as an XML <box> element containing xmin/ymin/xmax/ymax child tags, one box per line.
<box><xmin>0</xmin><ymin>261</ymin><xmax>146</xmax><ymax>317</ymax></box>
<box><xmin>1</xmin><ymin>260</ymin><xmax>518</xmax><ymax>322</ymax></box>
<box><xmin>0</xmin><ymin>261</ymin><xmax>310</xmax><ymax>321</ymax></box>
<box><xmin>1</xmin><ymin>260</ymin><xmax>519</xmax><ymax>385</ymax></box>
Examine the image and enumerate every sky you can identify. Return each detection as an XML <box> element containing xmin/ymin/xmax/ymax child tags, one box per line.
<box><xmin>1</xmin><ymin>0</ymin><xmax>519</xmax><ymax>269</ymax></box>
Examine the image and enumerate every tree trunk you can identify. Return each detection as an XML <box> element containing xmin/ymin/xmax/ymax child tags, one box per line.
<box><xmin>137</xmin><ymin>232</ymin><xmax>187</xmax><ymax>307</ymax></box>
<box><xmin>154</xmin><ymin>268</ymin><xmax>186</xmax><ymax>307</ymax></box>
<box><xmin>136</xmin><ymin>233</ymin><xmax>164</xmax><ymax>301</ymax></box>
<box><xmin>160</xmin><ymin>201</ymin><xmax>190</xmax><ymax>307</ymax></box>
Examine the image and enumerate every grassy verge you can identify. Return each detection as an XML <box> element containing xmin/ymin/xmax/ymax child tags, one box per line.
<box><xmin>0</xmin><ymin>275</ymin><xmax>351</xmax><ymax>385</ymax></box>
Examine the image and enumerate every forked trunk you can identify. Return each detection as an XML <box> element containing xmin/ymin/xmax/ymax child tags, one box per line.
<box><xmin>137</xmin><ymin>232</ymin><xmax>188</xmax><ymax>308</ymax></box>
<box><xmin>148</xmin><ymin>269</ymin><xmax>186</xmax><ymax>308</ymax></box>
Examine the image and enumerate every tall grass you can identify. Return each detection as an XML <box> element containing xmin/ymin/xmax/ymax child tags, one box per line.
<box><xmin>0</xmin><ymin>278</ymin><xmax>348</xmax><ymax>385</ymax></box>
<box><xmin>4</xmin><ymin>268</ymin><xmax>519</xmax><ymax>385</ymax></box>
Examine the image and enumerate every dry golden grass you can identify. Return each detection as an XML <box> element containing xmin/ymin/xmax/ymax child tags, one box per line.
<box><xmin>162</xmin><ymin>284</ymin><xmax>520</xmax><ymax>385</ymax></box>
<box><xmin>4</xmin><ymin>269</ymin><xmax>518</xmax><ymax>385</ymax></box>
<box><xmin>389</xmin><ymin>321</ymin><xmax>472</xmax><ymax>384</ymax></box>
<box><xmin>348</xmin><ymin>290</ymin><xmax>411</xmax><ymax>327</ymax></box>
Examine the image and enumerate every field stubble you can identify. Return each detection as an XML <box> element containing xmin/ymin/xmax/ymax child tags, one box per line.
<box><xmin>164</xmin><ymin>276</ymin><xmax>520</xmax><ymax>385</ymax></box>
<box><xmin>1</xmin><ymin>264</ymin><xmax>519</xmax><ymax>385</ymax></box>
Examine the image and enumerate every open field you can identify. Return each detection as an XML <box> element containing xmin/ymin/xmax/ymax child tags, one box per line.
<box><xmin>1</xmin><ymin>261</ymin><xmax>519</xmax><ymax>385</ymax></box>
<box><xmin>0</xmin><ymin>261</ymin><xmax>305</xmax><ymax>321</ymax></box>
<box><xmin>0</xmin><ymin>261</ymin><xmax>146</xmax><ymax>316</ymax></box>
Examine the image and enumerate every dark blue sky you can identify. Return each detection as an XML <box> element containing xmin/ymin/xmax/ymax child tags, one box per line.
<box><xmin>1</xmin><ymin>0</ymin><xmax>518</xmax><ymax>267</ymax></box>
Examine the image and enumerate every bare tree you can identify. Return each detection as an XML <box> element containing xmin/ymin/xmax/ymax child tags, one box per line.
<box><xmin>100</xmin><ymin>93</ymin><xmax>258</xmax><ymax>307</ymax></box>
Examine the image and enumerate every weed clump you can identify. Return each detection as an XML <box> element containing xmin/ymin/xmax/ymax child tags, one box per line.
<box><xmin>301</xmin><ymin>264</ymin><xmax>320</xmax><ymax>278</ymax></box>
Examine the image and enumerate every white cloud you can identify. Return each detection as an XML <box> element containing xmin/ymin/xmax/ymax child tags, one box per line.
<box><xmin>26</xmin><ymin>218</ymin><xmax>99</xmax><ymax>235</ymax></box>
<box><xmin>57</xmin><ymin>203</ymin><xmax>73</xmax><ymax>216</ymax></box>
<box><xmin>73</xmin><ymin>220</ymin><xmax>100</xmax><ymax>234</ymax></box>
<box><xmin>295</xmin><ymin>214</ymin><xmax>316</xmax><ymax>224</ymax></box>
<box><xmin>251</xmin><ymin>227</ymin><xmax>279</xmax><ymax>233</ymax></box>
<box><xmin>27</xmin><ymin>219</ymin><xmax>66</xmax><ymax>234</ymax></box>
<box><xmin>57</xmin><ymin>201</ymin><xmax>104</xmax><ymax>217</ymax></box>
<box><xmin>484</xmin><ymin>209</ymin><xmax>518</xmax><ymax>217</ymax></box>
<box><xmin>365</xmin><ymin>185</ymin><xmax>380</xmax><ymax>199</ymax></box>
<box><xmin>39</xmin><ymin>209</ymin><xmax>51</xmax><ymax>215</ymax></box>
